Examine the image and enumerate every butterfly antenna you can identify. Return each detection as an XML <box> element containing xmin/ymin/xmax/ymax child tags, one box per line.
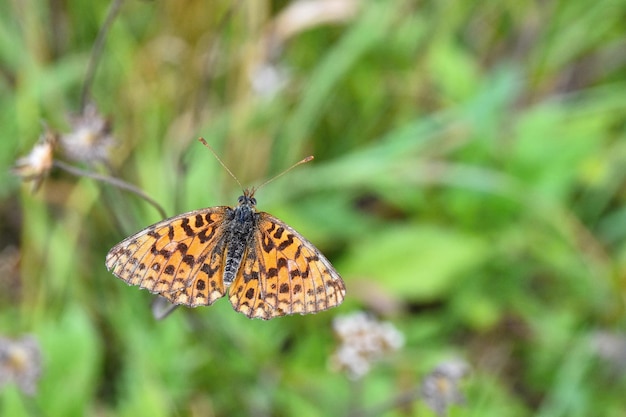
<box><xmin>255</xmin><ymin>155</ymin><xmax>314</xmax><ymax>191</ymax></box>
<box><xmin>198</xmin><ymin>137</ymin><xmax>244</xmax><ymax>190</ymax></box>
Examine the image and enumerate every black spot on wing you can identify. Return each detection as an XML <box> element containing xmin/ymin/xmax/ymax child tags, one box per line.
<box><xmin>245</xmin><ymin>288</ymin><xmax>255</xmax><ymax>300</ymax></box>
<box><xmin>305</xmin><ymin>254</ymin><xmax>320</xmax><ymax>263</ymax></box>
<box><xmin>182</xmin><ymin>254</ymin><xmax>195</xmax><ymax>267</ymax></box>
<box><xmin>201</xmin><ymin>262</ymin><xmax>219</xmax><ymax>277</ymax></box>
<box><xmin>198</xmin><ymin>227</ymin><xmax>216</xmax><ymax>244</ymax></box>
<box><xmin>265</xmin><ymin>222</ymin><xmax>276</xmax><ymax>234</ymax></box>
<box><xmin>177</xmin><ymin>243</ymin><xmax>188</xmax><ymax>255</ymax></box>
<box><xmin>273</xmin><ymin>227</ymin><xmax>284</xmax><ymax>239</ymax></box>
<box><xmin>195</xmin><ymin>214</ymin><xmax>204</xmax><ymax>228</ymax></box>
<box><xmin>244</xmin><ymin>269</ymin><xmax>259</xmax><ymax>283</ymax></box>
<box><xmin>261</xmin><ymin>234</ymin><xmax>275</xmax><ymax>251</ymax></box>
<box><xmin>277</xmin><ymin>234</ymin><xmax>294</xmax><ymax>251</ymax></box>
<box><xmin>180</xmin><ymin>217</ymin><xmax>195</xmax><ymax>237</ymax></box>
<box><xmin>294</xmin><ymin>245</ymin><xmax>302</xmax><ymax>260</ymax></box>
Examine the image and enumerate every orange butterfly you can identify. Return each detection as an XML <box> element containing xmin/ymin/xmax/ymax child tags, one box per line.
<box><xmin>105</xmin><ymin>140</ymin><xmax>345</xmax><ymax>320</ymax></box>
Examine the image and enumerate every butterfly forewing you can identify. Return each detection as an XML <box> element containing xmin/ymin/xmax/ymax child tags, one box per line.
<box><xmin>229</xmin><ymin>213</ymin><xmax>346</xmax><ymax>319</ymax></box>
<box><xmin>105</xmin><ymin>207</ymin><xmax>230</xmax><ymax>303</ymax></box>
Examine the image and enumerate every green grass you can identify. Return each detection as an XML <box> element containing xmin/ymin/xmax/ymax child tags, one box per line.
<box><xmin>1</xmin><ymin>0</ymin><xmax>626</xmax><ymax>416</ymax></box>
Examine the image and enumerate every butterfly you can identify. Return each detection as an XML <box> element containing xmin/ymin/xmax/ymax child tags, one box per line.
<box><xmin>105</xmin><ymin>141</ymin><xmax>345</xmax><ymax>320</ymax></box>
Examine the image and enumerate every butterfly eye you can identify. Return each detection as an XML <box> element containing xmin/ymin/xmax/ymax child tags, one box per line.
<box><xmin>238</xmin><ymin>196</ymin><xmax>244</xmax><ymax>204</ymax></box>
<box><xmin>251</xmin><ymin>198</ymin><xmax>257</xmax><ymax>205</ymax></box>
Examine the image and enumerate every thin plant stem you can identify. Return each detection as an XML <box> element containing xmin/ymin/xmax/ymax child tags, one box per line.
<box><xmin>191</xmin><ymin>0</ymin><xmax>243</xmax><ymax>125</ymax></box>
<box><xmin>80</xmin><ymin>0</ymin><xmax>125</xmax><ymax>110</ymax></box>
<box><xmin>53</xmin><ymin>160</ymin><xmax>167</xmax><ymax>219</ymax></box>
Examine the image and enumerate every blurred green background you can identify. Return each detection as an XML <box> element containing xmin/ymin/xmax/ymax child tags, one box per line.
<box><xmin>2</xmin><ymin>0</ymin><xmax>626</xmax><ymax>416</ymax></box>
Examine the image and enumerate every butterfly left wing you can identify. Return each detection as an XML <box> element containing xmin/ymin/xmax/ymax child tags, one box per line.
<box><xmin>229</xmin><ymin>212</ymin><xmax>346</xmax><ymax>319</ymax></box>
<box><xmin>105</xmin><ymin>207</ymin><xmax>230</xmax><ymax>306</ymax></box>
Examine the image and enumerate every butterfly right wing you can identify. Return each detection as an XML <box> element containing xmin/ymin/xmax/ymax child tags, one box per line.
<box><xmin>105</xmin><ymin>207</ymin><xmax>230</xmax><ymax>307</ymax></box>
<box><xmin>229</xmin><ymin>212</ymin><xmax>346</xmax><ymax>319</ymax></box>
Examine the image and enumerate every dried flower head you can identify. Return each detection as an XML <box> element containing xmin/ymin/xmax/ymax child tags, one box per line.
<box><xmin>420</xmin><ymin>359</ymin><xmax>470</xmax><ymax>417</ymax></box>
<box><xmin>60</xmin><ymin>103</ymin><xmax>114</xmax><ymax>165</ymax></box>
<box><xmin>331</xmin><ymin>311</ymin><xmax>404</xmax><ymax>379</ymax></box>
<box><xmin>0</xmin><ymin>335</ymin><xmax>43</xmax><ymax>396</ymax></box>
<box><xmin>589</xmin><ymin>330</ymin><xmax>626</xmax><ymax>372</ymax></box>
<box><xmin>12</xmin><ymin>129</ymin><xmax>57</xmax><ymax>192</ymax></box>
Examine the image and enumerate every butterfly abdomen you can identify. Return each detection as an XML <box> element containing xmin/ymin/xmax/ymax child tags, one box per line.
<box><xmin>223</xmin><ymin>203</ymin><xmax>258</xmax><ymax>285</ymax></box>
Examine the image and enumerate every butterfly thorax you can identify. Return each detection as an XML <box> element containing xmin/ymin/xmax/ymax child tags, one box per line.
<box><xmin>223</xmin><ymin>193</ymin><xmax>258</xmax><ymax>285</ymax></box>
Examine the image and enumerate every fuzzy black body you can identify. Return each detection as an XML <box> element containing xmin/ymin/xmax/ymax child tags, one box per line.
<box><xmin>222</xmin><ymin>194</ymin><xmax>258</xmax><ymax>285</ymax></box>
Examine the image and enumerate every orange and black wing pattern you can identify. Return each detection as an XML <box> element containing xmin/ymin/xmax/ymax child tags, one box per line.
<box><xmin>229</xmin><ymin>212</ymin><xmax>345</xmax><ymax>319</ymax></box>
<box><xmin>105</xmin><ymin>207</ymin><xmax>230</xmax><ymax>307</ymax></box>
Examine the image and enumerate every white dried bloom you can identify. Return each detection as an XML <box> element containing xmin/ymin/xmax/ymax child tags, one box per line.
<box><xmin>60</xmin><ymin>103</ymin><xmax>114</xmax><ymax>164</ymax></box>
<box><xmin>12</xmin><ymin>130</ymin><xmax>57</xmax><ymax>192</ymax></box>
<box><xmin>331</xmin><ymin>311</ymin><xmax>404</xmax><ymax>379</ymax></box>
<box><xmin>421</xmin><ymin>359</ymin><xmax>470</xmax><ymax>417</ymax></box>
<box><xmin>589</xmin><ymin>330</ymin><xmax>626</xmax><ymax>372</ymax></box>
<box><xmin>0</xmin><ymin>335</ymin><xmax>43</xmax><ymax>396</ymax></box>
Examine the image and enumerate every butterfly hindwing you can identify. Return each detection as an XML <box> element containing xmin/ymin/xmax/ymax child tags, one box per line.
<box><xmin>159</xmin><ymin>234</ymin><xmax>228</xmax><ymax>307</ymax></box>
<box><xmin>228</xmin><ymin>246</ymin><xmax>270</xmax><ymax>319</ymax></box>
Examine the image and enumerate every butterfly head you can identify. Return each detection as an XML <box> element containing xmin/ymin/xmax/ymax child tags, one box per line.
<box><xmin>237</xmin><ymin>188</ymin><xmax>258</xmax><ymax>209</ymax></box>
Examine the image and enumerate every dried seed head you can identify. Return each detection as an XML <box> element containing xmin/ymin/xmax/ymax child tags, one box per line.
<box><xmin>330</xmin><ymin>311</ymin><xmax>404</xmax><ymax>379</ymax></box>
<box><xmin>60</xmin><ymin>103</ymin><xmax>114</xmax><ymax>165</ymax></box>
<box><xmin>590</xmin><ymin>330</ymin><xmax>626</xmax><ymax>372</ymax></box>
<box><xmin>0</xmin><ymin>335</ymin><xmax>43</xmax><ymax>396</ymax></box>
<box><xmin>421</xmin><ymin>359</ymin><xmax>470</xmax><ymax>417</ymax></box>
<box><xmin>12</xmin><ymin>129</ymin><xmax>57</xmax><ymax>192</ymax></box>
